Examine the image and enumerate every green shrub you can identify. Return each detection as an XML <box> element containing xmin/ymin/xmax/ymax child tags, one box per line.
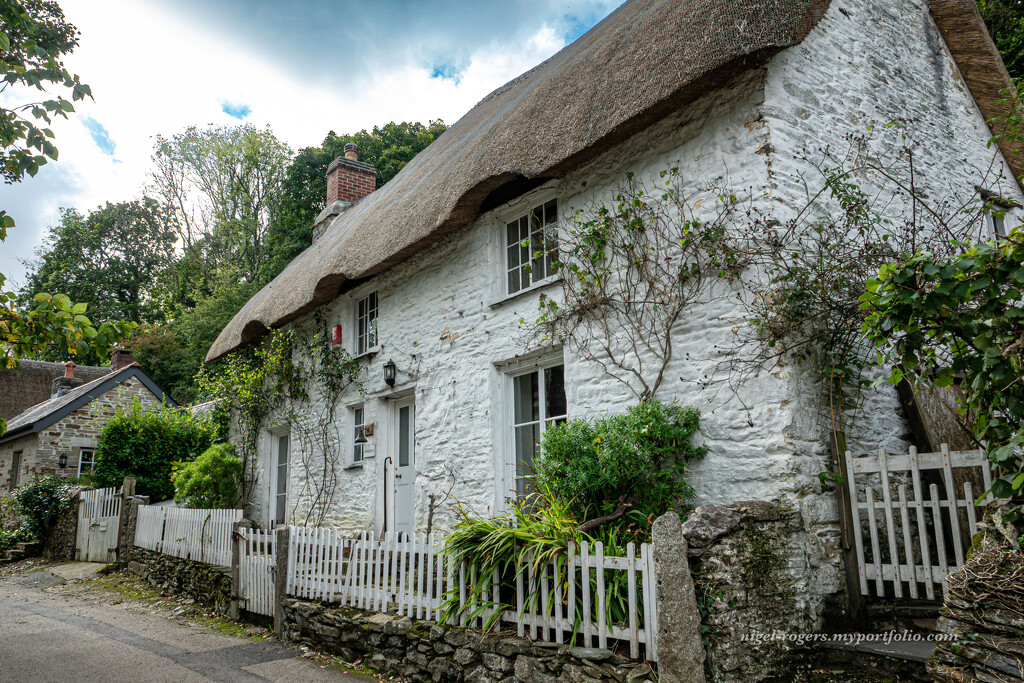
<box><xmin>533</xmin><ymin>400</ymin><xmax>706</xmax><ymax>538</ymax></box>
<box><xmin>12</xmin><ymin>474</ymin><xmax>80</xmax><ymax>540</ymax></box>
<box><xmin>94</xmin><ymin>398</ymin><xmax>216</xmax><ymax>502</ymax></box>
<box><xmin>172</xmin><ymin>443</ymin><xmax>242</xmax><ymax>509</ymax></box>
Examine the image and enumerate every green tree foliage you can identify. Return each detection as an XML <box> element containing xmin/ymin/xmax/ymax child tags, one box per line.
<box><xmin>533</xmin><ymin>401</ymin><xmax>706</xmax><ymax>536</ymax></box>
<box><xmin>979</xmin><ymin>0</ymin><xmax>1024</xmax><ymax>80</ymax></box>
<box><xmin>11</xmin><ymin>473</ymin><xmax>78</xmax><ymax>539</ymax></box>
<box><xmin>172</xmin><ymin>443</ymin><xmax>242</xmax><ymax>509</ymax></box>
<box><xmin>93</xmin><ymin>399</ymin><xmax>216</xmax><ymax>502</ymax></box>
<box><xmin>0</xmin><ymin>0</ymin><xmax>132</xmax><ymax>402</ymax></box>
<box><xmin>862</xmin><ymin>227</ymin><xmax>1024</xmax><ymax>503</ymax></box>
<box><xmin>151</xmin><ymin>123</ymin><xmax>293</xmax><ymax>298</ymax></box>
<box><xmin>266</xmin><ymin>121</ymin><xmax>447</xmax><ymax>275</ymax></box>
<box><xmin>20</xmin><ymin>199</ymin><xmax>176</xmax><ymax>353</ymax></box>
<box><xmin>0</xmin><ymin>0</ymin><xmax>91</xmax><ymax>224</ymax></box>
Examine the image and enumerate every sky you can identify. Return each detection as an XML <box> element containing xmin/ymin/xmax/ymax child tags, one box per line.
<box><xmin>0</xmin><ymin>0</ymin><xmax>625</xmax><ymax>288</ymax></box>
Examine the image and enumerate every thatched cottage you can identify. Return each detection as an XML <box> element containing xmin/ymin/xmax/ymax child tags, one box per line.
<box><xmin>208</xmin><ymin>0</ymin><xmax>1022</xmax><ymax>629</ymax></box>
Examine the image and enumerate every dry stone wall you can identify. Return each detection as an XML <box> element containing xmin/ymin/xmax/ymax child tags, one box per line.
<box><xmin>127</xmin><ymin>548</ymin><xmax>232</xmax><ymax>615</ymax></box>
<box><xmin>682</xmin><ymin>500</ymin><xmax>846</xmax><ymax>683</ymax></box>
<box><xmin>282</xmin><ymin>599</ymin><xmax>656</xmax><ymax>683</ymax></box>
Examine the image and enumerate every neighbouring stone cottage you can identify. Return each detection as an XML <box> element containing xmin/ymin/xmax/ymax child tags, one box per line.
<box><xmin>0</xmin><ymin>350</ymin><xmax>175</xmax><ymax>490</ymax></box>
<box><xmin>207</xmin><ymin>0</ymin><xmax>1023</xmax><ymax>641</ymax></box>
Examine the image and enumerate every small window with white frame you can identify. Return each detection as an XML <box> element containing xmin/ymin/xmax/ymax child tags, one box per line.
<box><xmin>508</xmin><ymin>359</ymin><xmax>567</xmax><ymax>498</ymax></box>
<box><xmin>505</xmin><ymin>198</ymin><xmax>558</xmax><ymax>295</ymax></box>
<box><xmin>77</xmin><ymin>448</ymin><xmax>96</xmax><ymax>476</ymax></box>
<box><xmin>356</xmin><ymin>292</ymin><xmax>378</xmax><ymax>355</ymax></box>
<box><xmin>981</xmin><ymin>189</ymin><xmax>1014</xmax><ymax>240</ymax></box>
<box><xmin>352</xmin><ymin>405</ymin><xmax>365</xmax><ymax>465</ymax></box>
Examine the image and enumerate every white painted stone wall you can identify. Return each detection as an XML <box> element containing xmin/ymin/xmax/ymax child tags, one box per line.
<box><xmin>245</xmin><ymin>0</ymin><xmax>1022</xmax><ymax>595</ymax></box>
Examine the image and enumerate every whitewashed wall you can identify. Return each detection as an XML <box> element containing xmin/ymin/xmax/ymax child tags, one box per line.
<box><xmin>248</xmin><ymin>0</ymin><xmax>1021</xmax><ymax>563</ymax></box>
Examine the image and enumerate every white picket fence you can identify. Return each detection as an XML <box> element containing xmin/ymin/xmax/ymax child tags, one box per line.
<box><xmin>238</xmin><ymin>529</ymin><xmax>276</xmax><ymax>617</ymax></box>
<box><xmin>845</xmin><ymin>444</ymin><xmax>994</xmax><ymax>600</ymax></box>
<box><xmin>133</xmin><ymin>505</ymin><xmax>242</xmax><ymax>567</ymax></box>
<box><xmin>286</xmin><ymin>528</ymin><xmax>657</xmax><ymax>661</ymax></box>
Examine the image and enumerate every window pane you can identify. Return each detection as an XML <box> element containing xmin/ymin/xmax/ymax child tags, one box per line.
<box><xmin>506</xmin><ymin>221</ymin><xmax>518</xmax><ymax>248</ymax></box>
<box><xmin>507</xmin><ymin>266</ymin><xmax>520</xmax><ymax>293</ymax></box>
<box><xmin>275</xmin><ymin>494</ymin><xmax>286</xmax><ymax>525</ymax></box>
<box><xmin>278</xmin><ymin>435</ymin><xmax>289</xmax><ymax>466</ymax></box>
<box><xmin>368</xmin><ymin>317</ymin><xmax>378</xmax><ymax>348</ymax></box>
<box><xmin>544</xmin><ymin>199</ymin><xmax>557</xmax><ymax>225</ymax></box>
<box><xmin>513</xmin><ymin>372</ymin><xmax>540</xmax><ymax>425</ymax></box>
<box><xmin>399</xmin><ymin>406</ymin><xmax>411</xmax><ymax>467</ymax></box>
<box><xmin>544</xmin><ymin>365</ymin><xmax>567</xmax><ymax>419</ymax></box>
<box><xmin>514</xmin><ymin>423</ymin><xmax>540</xmax><ymax>496</ymax></box>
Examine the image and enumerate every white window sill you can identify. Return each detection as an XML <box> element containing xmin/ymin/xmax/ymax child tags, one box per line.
<box><xmin>344</xmin><ymin>462</ymin><xmax>364</xmax><ymax>471</ymax></box>
<box><xmin>489</xmin><ymin>277</ymin><xmax>561</xmax><ymax>309</ymax></box>
<box><xmin>353</xmin><ymin>346</ymin><xmax>381</xmax><ymax>360</ymax></box>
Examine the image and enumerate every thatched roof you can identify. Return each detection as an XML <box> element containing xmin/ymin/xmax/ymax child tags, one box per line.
<box><xmin>929</xmin><ymin>0</ymin><xmax>1024</xmax><ymax>188</ymax></box>
<box><xmin>208</xmin><ymin>0</ymin><xmax>834</xmax><ymax>360</ymax></box>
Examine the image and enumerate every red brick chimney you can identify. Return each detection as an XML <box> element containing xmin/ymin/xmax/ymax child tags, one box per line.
<box><xmin>64</xmin><ymin>361</ymin><xmax>75</xmax><ymax>378</ymax></box>
<box><xmin>111</xmin><ymin>348</ymin><xmax>134</xmax><ymax>371</ymax></box>
<box><xmin>52</xmin><ymin>362</ymin><xmax>81</xmax><ymax>398</ymax></box>
<box><xmin>325</xmin><ymin>143</ymin><xmax>377</xmax><ymax>205</ymax></box>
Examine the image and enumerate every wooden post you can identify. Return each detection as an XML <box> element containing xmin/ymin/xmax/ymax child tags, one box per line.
<box><xmin>230</xmin><ymin>519</ymin><xmax>251</xmax><ymax>621</ymax></box>
<box><xmin>830</xmin><ymin>430</ymin><xmax>866</xmax><ymax>628</ymax></box>
<box><xmin>274</xmin><ymin>526</ymin><xmax>290</xmax><ymax>637</ymax></box>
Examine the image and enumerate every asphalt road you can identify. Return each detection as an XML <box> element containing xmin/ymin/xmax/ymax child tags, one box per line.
<box><xmin>0</xmin><ymin>568</ymin><xmax>369</xmax><ymax>683</ymax></box>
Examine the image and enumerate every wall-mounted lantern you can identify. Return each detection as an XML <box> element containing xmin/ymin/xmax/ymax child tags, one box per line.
<box><xmin>383</xmin><ymin>359</ymin><xmax>397</xmax><ymax>387</ymax></box>
<box><xmin>58</xmin><ymin>453</ymin><xmax>67</xmax><ymax>469</ymax></box>
<box><xmin>354</xmin><ymin>426</ymin><xmax>368</xmax><ymax>445</ymax></box>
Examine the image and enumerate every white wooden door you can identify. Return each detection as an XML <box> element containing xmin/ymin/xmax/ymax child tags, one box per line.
<box><xmin>393</xmin><ymin>398</ymin><xmax>416</xmax><ymax>538</ymax></box>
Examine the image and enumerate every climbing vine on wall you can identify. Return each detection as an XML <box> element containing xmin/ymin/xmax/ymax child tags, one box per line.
<box><xmin>198</xmin><ymin>318</ymin><xmax>362</xmax><ymax>522</ymax></box>
<box><xmin>527</xmin><ymin>123</ymin><xmax>1009</xmax><ymax>441</ymax></box>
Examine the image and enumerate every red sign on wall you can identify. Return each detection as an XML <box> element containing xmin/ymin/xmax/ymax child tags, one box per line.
<box><xmin>331</xmin><ymin>324</ymin><xmax>343</xmax><ymax>346</ymax></box>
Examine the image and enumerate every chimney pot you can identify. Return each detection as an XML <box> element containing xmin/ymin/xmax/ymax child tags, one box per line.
<box><xmin>111</xmin><ymin>348</ymin><xmax>134</xmax><ymax>371</ymax></box>
<box><xmin>344</xmin><ymin>143</ymin><xmax>359</xmax><ymax>160</ymax></box>
<box><xmin>64</xmin><ymin>361</ymin><xmax>75</xmax><ymax>378</ymax></box>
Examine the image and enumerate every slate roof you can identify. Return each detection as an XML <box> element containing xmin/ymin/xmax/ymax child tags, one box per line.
<box><xmin>0</xmin><ymin>363</ymin><xmax>176</xmax><ymax>445</ymax></box>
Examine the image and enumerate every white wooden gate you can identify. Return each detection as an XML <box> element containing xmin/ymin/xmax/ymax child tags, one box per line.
<box><xmin>238</xmin><ymin>529</ymin><xmax>276</xmax><ymax>617</ymax></box>
<box><xmin>844</xmin><ymin>444</ymin><xmax>994</xmax><ymax>600</ymax></box>
<box><xmin>76</xmin><ymin>487</ymin><xmax>121</xmax><ymax>562</ymax></box>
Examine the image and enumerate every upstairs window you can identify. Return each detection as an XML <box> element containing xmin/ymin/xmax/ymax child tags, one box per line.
<box><xmin>982</xmin><ymin>189</ymin><xmax>1013</xmax><ymax>240</ymax></box>
<box><xmin>356</xmin><ymin>292</ymin><xmax>378</xmax><ymax>355</ymax></box>
<box><xmin>506</xmin><ymin>199</ymin><xmax>558</xmax><ymax>295</ymax></box>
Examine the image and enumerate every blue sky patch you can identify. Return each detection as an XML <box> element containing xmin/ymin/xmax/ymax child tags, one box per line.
<box><xmin>430</xmin><ymin>63</ymin><xmax>463</xmax><ymax>84</ymax></box>
<box><xmin>82</xmin><ymin>118</ymin><xmax>115</xmax><ymax>156</ymax></box>
<box><xmin>221</xmin><ymin>101</ymin><xmax>252</xmax><ymax>119</ymax></box>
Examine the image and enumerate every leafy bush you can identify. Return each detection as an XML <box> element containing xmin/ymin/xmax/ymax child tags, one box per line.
<box><xmin>12</xmin><ymin>474</ymin><xmax>79</xmax><ymax>540</ymax></box>
<box><xmin>94</xmin><ymin>398</ymin><xmax>216</xmax><ymax>502</ymax></box>
<box><xmin>532</xmin><ymin>400</ymin><xmax>706</xmax><ymax>537</ymax></box>
<box><xmin>172</xmin><ymin>443</ymin><xmax>243</xmax><ymax>509</ymax></box>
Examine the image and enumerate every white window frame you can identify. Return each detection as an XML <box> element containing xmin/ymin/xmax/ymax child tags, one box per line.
<box><xmin>981</xmin><ymin>189</ymin><xmax>1016</xmax><ymax>241</ymax></box>
<box><xmin>11</xmin><ymin>450</ymin><xmax>22</xmax><ymax>488</ymax></box>
<box><xmin>351</xmin><ymin>404</ymin><xmax>366</xmax><ymax>467</ymax></box>
<box><xmin>77</xmin><ymin>448</ymin><xmax>96</xmax><ymax>476</ymax></box>
<box><xmin>498</xmin><ymin>189</ymin><xmax>560</xmax><ymax>299</ymax></box>
<box><xmin>269</xmin><ymin>429</ymin><xmax>290</xmax><ymax>528</ymax></box>
<box><xmin>355</xmin><ymin>291</ymin><xmax>379</xmax><ymax>356</ymax></box>
<box><xmin>501</xmin><ymin>353</ymin><xmax>567</xmax><ymax>500</ymax></box>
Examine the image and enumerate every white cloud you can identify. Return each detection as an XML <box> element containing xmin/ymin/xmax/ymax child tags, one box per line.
<box><xmin>0</xmin><ymin>0</ymin><xmax>622</xmax><ymax>286</ymax></box>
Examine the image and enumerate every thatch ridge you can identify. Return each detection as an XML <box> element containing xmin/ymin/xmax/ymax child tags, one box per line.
<box><xmin>929</xmin><ymin>0</ymin><xmax>1024</xmax><ymax>189</ymax></box>
<box><xmin>207</xmin><ymin>0</ymin><xmax>833</xmax><ymax>361</ymax></box>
